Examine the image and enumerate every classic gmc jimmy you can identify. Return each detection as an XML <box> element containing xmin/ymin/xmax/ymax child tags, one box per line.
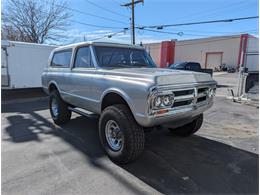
<box><xmin>42</xmin><ymin>42</ymin><xmax>217</xmax><ymax>164</ymax></box>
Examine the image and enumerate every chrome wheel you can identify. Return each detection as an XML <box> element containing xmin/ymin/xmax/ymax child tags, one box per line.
<box><xmin>105</xmin><ymin>120</ymin><xmax>124</xmax><ymax>151</ymax></box>
<box><xmin>51</xmin><ymin>98</ymin><xmax>59</xmax><ymax>117</ymax></box>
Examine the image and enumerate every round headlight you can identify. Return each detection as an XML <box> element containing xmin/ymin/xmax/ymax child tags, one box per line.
<box><xmin>208</xmin><ymin>88</ymin><xmax>215</xmax><ymax>97</ymax></box>
<box><xmin>162</xmin><ymin>95</ymin><xmax>172</xmax><ymax>106</ymax></box>
<box><xmin>155</xmin><ymin>96</ymin><xmax>162</xmax><ymax>107</ymax></box>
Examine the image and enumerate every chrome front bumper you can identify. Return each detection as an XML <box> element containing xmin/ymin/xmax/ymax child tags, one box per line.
<box><xmin>135</xmin><ymin>99</ymin><xmax>213</xmax><ymax>127</ymax></box>
<box><xmin>135</xmin><ymin>84</ymin><xmax>216</xmax><ymax>127</ymax></box>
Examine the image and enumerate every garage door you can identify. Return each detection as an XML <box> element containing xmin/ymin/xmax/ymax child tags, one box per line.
<box><xmin>206</xmin><ymin>52</ymin><xmax>222</xmax><ymax>70</ymax></box>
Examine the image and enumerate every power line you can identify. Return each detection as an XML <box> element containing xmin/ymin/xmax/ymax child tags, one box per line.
<box><xmin>191</xmin><ymin>1</ymin><xmax>255</xmax><ymax>21</ymax></box>
<box><xmin>136</xmin><ymin>16</ymin><xmax>259</xmax><ymax>41</ymax></box>
<box><xmin>12</xmin><ymin>0</ymin><xmax>125</xmax><ymax>30</ymax></box>
<box><xmin>141</xmin><ymin>29</ymin><xmax>184</xmax><ymax>36</ymax></box>
<box><xmin>84</xmin><ymin>0</ymin><xmax>129</xmax><ymax>18</ymax></box>
<box><xmin>162</xmin><ymin>28</ymin><xmax>259</xmax><ymax>34</ymax></box>
<box><xmin>141</xmin><ymin>28</ymin><xmax>259</xmax><ymax>37</ymax></box>
<box><xmin>173</xmin><ymin>0</ymin><xmax>250</xmax><ymax>22</ymax></box>
<box><xmin>70</xmin><ymin>28</ymin><xmax>258</xmax><ymax>45</ymax></box>
<box><xmin>111</xmin><ymin>0</ymin><xmax>123</xmax><ymax>5</ymax></box>
<box><xmin>56</xmin><ymin>4</ymin><xmax>129</xmax><ymax>25</ymax></box>
<box><xmin>141</xmin><ymin>29</ymin><xmax>211</xmax><ymax>37</ymax></box>
<box><xmin>70</xmin><ymin>20</ymin><xmax>124</xmax><ymax>29</ymax></box>
<box><xmin>89</xmin><ymin>29</ymin><xmax>128</xmax><ymax>41</ymax></box>
<box><xmin>139</xmin><ymin>16</ymin><xmax>259</xmax><ymax>29</ymax></box>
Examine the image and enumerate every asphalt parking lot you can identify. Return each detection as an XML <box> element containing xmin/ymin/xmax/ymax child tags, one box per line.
<box><xmin>2</xmin><ymin>73</ymin><xmax>259</xmax><ymax>195</ymax></box>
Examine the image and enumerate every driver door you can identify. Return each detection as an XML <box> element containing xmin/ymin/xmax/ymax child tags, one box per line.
<box><xmin>66</xmin><ymin>46</ymin><xmax>98</xmax><ymax>112</ymax></box>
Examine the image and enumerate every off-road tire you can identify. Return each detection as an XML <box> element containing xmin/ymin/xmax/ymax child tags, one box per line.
<box><xmin>49</xmin><ymin>90</ymin><xmax>71</xmax><ymax>125</ymax></box>
<box><xmin>169</xmin><ymin>114</ymin><xmax>203</xmax><ymax>137</ymax></box>
<box><xmin>99</xmin><ymin>104</ymin><xmax>145</xmax><ymax>164</ymax></box>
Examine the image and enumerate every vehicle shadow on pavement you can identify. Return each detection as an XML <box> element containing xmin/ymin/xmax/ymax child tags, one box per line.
<box><xmin>2</xmin><ymin>101</ymin><xmax>259</xmax><ymax>195</ymax></box>
<box><xmin>123</xmin><ymin>130</ymin><xmax>258</xmax><ymax>194</ymax></box>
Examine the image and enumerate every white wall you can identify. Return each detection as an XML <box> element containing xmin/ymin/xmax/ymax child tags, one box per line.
<box><xmin>174</xmin><ymin>36</ymin><xmax>241</xmax><ymax>69</ymax></box>
<box><xmin>144</xmin><ymin>42</ymin><xmax>161</xmax><ymax>67</ymax></box>
<box><xmin>144</xmin><ymin>34</ymin><xmax>259</xmax><ymax>71</ymax></box>
<box><xmin>247</xmin><ymin>36</ymin><xmax>259</xmax><ymax>53</ymax></box>
<box><xmin>4</xmin><ymin>41</ymin><xmax>56</xmax><ymax>88</ymax></box>
<box><xmin>245</xmin><ymin>36</ymin><xmax>259</xmax><ymax>71</ymax></box>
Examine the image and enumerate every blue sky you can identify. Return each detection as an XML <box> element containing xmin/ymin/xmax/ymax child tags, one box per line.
<box><xmin>65</xmin><ymin>0</ymin><xmax>259</xmax><ymax>44</ymax></box>
<box><xmin>3</xmin><ymin>0</ymin><xmax>259</xmax><ymax>44</ymax></box>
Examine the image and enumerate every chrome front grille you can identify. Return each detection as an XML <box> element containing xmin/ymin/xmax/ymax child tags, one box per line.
<box><xmin>148</xmin><ymin>84</ymin><xmax>215</xmax><ymax>116</ymax></box>
<box><xmin>174</xmin><ymin>89</ymin><xmax>194</xmax><ymax>96</ymax></box>
<box><xmin>197</xmin><ymin>87</ymin><xmax>209</xmax><ymax>104</ymax></box>
<box><xmin>172</xmin><ymin>87</ymin><xmax>209</xmax><ymax>108</ymax></box>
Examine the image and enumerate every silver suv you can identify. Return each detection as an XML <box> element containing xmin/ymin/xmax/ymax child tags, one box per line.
<box><xmin>42</xmin><ymin>42</ymin><xmax>217</xmax><ymax>164</ymax></box>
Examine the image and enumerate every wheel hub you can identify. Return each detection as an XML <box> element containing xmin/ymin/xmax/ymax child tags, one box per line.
<box><xmin>51</xmin><ymin>98</ymin><xmax>59</xmax><ymax>117</ymax></box>
<box><xmin>105</xmin><ymin>120</ymin><xmax>124</xmax><ymax>151</ymax></box>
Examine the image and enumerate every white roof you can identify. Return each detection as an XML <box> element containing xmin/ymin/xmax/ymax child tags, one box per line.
<box><xmin>53</xmin><ymin>41</ymin><xmax>144</xmax><ymax>52</ymax></box>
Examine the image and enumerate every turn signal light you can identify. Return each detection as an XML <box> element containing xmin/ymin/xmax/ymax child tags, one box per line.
<box><xmin>155</xmin><ymin>109</ymin><xmax>169</xmax><ymax>115</ymax></box>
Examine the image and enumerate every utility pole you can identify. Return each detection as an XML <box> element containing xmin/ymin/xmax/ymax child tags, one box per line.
<box><xmin>121</xmin><ymin>0</ymin><xmax>143</xmax><ymax>45</ymax></box>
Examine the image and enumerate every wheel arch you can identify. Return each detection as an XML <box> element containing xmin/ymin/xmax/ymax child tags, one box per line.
<box><xmin>48</xmin><ymin>81</ymin><xmax>61</xmax><ymax>94</ymax></box>
<box><xmin>101</xmin><ymin>88</ymin><xmax>135</xmax><ymax>114</ymax></box>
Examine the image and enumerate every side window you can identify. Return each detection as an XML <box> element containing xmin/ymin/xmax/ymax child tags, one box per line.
<box><xmin>185</xmin><ymin>64</ymin><xmax>192</xmax><ymax>70</ymax></box>
<box><xmin>74</xmin><ymin>46</ymin><xmax>93</xmax><ymax>68</ymax></box>
<box><xmin>186</xmin><ymin>63</ymin><xmax>200</xmax><ymax>71</ymax></box>
<box><xmin>130</xmin><ymin>51</ymin><xmax>147</xmax><ymax>65</ymax></box>
<box><xmin>51</xmin><ymin>49</ymin><xmax>72</xmax><ymax>67</ymax></box>
<box><xmin>190</xmin><ymin>63</ymin><xmax>201</xmax><ymax>71</ymax></box>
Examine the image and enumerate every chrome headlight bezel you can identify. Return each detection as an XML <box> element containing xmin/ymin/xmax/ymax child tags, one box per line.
<box><xmin>153</xmin><ymin>94</ymin><xmax>175</xmax><ymax>109</ymax></box>
<box><xmin>208</xmin><ymin>88</ymin><xmax>216</xmax><ymax>98</ymax></box>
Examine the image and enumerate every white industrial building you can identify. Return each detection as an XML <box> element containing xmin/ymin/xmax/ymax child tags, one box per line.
<box><xmin>145</xmin><ymin>34</ymin><xmax>259</xmax><ymax>72</ymax></box>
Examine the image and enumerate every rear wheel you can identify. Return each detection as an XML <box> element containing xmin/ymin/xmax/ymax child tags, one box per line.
<box><xmin>99</xmin><ymin>104</ymin><xmax>145</xmax><ymax>164</ymax></box>
<box><xmin>49</xmin><ymin>90</ymin><xmax>71</xmax><ymax>125</ymax></box>
<box><xmin>169</xmin><ymin>114</ymin><xmax>203</xmax><ymax>136</ymax></box>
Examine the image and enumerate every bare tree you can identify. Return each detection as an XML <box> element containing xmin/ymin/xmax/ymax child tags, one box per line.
<box><xmin>2</xmin><ymin>0</ymin><xmax>72</xmax><ymax>43</ymax></box>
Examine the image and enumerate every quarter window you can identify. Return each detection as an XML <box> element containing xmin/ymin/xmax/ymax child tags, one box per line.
<box><xmin>51</xmin><ymin>49</ymin><xmax>72</xmax><ymax>67</ymax></box>
<box><xmin>187</xmin><ymin>63</ymin><xmax>201</xmax><ymax>71</ymax></box>
<box><xmin>74</xmin><ymin>47</ymin><xmax>93</xmax><ymax>68</ymax></box>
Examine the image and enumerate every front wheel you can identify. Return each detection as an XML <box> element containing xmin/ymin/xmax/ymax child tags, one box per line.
<box><xmin>99</xmin><ymin>104</ymin><xmax>145</xmax><ymax>164</ymax></box>
<box><xmin>169</xmin><ymin>114</ymin><xmax>203</xmax><ymax>136</ymax></box>
<box><xmin>49</xmin><ymin>90</ymin><xmax>71</xmax><ymax>125</ymax></box>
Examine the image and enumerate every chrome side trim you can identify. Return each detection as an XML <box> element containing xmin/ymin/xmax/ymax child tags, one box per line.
<box><xmin>60</xmin><ymin>90</ymin><xmax>100</xmax><ymax>103</ymax></box>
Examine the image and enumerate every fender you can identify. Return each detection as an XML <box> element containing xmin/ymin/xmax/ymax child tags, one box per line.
<box><xmin>100</xmin><ymin>87</ymin><xmax>136</xmax><ymax>116</ymax></box>
<box><xmin>47</xmin><ymin>81</ymin><xmax>62</xmax><ymax>94</ymax></box>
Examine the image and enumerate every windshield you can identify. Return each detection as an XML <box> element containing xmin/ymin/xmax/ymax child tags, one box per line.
<box><xmin>94</xmin><ymin>46</ymin><xmax>157</xmax><ymax>68</ymax></box>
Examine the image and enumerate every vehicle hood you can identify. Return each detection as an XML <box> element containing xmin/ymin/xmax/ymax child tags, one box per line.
<box><xmin>99</xmin><ymin>67</ymin><xmax>216</xmax><ymax>86</ymax></box>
